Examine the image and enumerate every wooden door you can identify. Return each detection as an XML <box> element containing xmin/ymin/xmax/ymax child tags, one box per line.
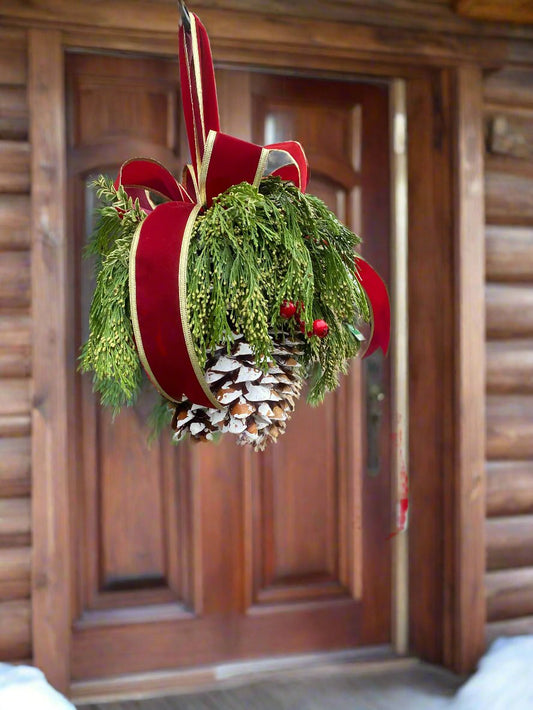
<box><xmin>66</xmin><ymin>54</ymin><xmax>391</xmax><ymax>682</ymax></box>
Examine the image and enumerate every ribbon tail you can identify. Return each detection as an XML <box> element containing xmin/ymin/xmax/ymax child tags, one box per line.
<box><xmin>179</xmin><ymin>13</ymin><xmax>220</xmax><ymax>177</ymax></box>
<box><xmin>355</xmin><ymin>256</ymin><xmax>391</xmax><ymax>358</ymax></box>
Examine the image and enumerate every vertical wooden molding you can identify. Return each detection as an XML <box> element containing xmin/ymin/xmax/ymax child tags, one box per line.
<box><xmin>407</xmin><ymin>71</ymin><xmax>455</xmax><ymax>665</ymax></box>
<box><xmin>390</xmin><ymin>79</ymin><xmax>409</xmax><ymax>657</ymax></box>
<box><xmin>29</xmin><ymin>29</ymin><xmax>71</xmax><ymax>692</ymax></box>
<box><xmin>452</xmin><ymin>64</ymin><xmax>486</xmax><ymax>673</ymax></box>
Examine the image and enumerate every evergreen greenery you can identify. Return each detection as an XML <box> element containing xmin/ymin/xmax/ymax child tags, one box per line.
<box><xmin>187</xmin><ymin>177</ymin><xmax>369</xmax><ymax>404</ymax></box>
<box><xmin>79</xmin><ymin>176</ymin><xmax>145</xmax><ymax>414</ymax></box>
<box><xmin>81</xmin><ymin>174</ymin><xmax>371</xmax><ymax>416</ymax></box>
<box><xmin>148</xmin><ymin>396</ymin><xmax>175</xmax><ymax>444</ymax></box>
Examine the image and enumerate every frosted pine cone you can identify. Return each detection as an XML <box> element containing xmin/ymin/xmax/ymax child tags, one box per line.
<box><xmin>172</xmin><ymin>335</ymin><xmax>303</xmax><ymax>450</ymax></box>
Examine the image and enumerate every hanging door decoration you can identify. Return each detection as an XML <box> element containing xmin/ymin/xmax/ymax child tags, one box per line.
<box><xmin>80</xmin><ymin>2</ymin><xmax>390</xmax><ymax>450</ymax></box>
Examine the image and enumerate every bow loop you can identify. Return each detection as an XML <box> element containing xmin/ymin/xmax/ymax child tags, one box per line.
<box><xmin>115</xmin><ymin>159</ymin><xmax>193</xmax><ymax>213</ymax></box>
<box><xmin>200</xmin><ymin>131</ymin><xmax>266</xmax><ymax>207</ymax></box>
<box><xmin>264</xmin><ymin>141</ymin><xmax>309</xmax><ymax>192</ymax></box>
<box><xmin>355</xmin><ymin>256</ymin><xmax>390</xmax><ymax>358</ymax></box>
<box><xmin>197</xmin><ymin>133</ymin><xmax>310</xmax><ymax>208</ymax></box>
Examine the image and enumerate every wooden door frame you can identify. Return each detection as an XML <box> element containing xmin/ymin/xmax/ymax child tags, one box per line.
<box><xmin>25</xmin><ymin>6</ymin><xmax>486</xmax><ymax>694</ymax></box>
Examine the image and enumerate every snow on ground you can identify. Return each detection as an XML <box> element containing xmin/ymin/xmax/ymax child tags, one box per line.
<box><xmin>0</xmin><ymin>664</ymin><xmax>75</xmax><ymax>710</ymax></box>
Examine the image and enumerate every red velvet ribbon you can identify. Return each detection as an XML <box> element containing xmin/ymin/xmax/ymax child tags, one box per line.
<box><xmin>117</xmin><ymin>12</ymin><xmax>389</xmax><ymax>406</ymax></box>
<box><xmin>355</xmin><ymin>257</ymin><xmax>390</xmax><ymax>358</ymax></box>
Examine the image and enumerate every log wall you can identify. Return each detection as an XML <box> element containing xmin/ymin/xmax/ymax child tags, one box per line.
<box><xmin>0</xmin><ymin>28</ymin><xmax>32</xmax><ymax>663</ymax></box>
<box><xmin>484</xmin><ymin>67</ymin><xmax>533</xmax><ymax>642</ymax></box>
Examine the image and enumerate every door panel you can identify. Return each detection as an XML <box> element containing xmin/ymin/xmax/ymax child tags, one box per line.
<box><xmin>249</xmin><ymin>75</ymin><xmax>391</xmax><ymax>629</ymax></box>
<box><xmin>249</xmin><ymin>387</ymin><xmax>360</xmax><ymax>606</ymax></box>
<box><xmin>69</xmin><ymin>55</ymin><xmax>194</xmax><ymax>621</ymax></box>
<box><xmin>67</xmin><ymin>55</ymin><xmax>391</xmax><ymax>681</ymax></box>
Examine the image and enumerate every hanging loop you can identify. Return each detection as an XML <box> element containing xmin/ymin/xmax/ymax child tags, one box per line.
<box><xmin>177</xmin><ymin>0</ymin><xmax>191</xmax><ymax>32</ymax></box>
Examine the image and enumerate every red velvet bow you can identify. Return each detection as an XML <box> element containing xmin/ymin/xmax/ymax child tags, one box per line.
<box><xmin>117</xmin><ymin>12</ymin><xmax>389</xmax><ymax>408</ymax></box>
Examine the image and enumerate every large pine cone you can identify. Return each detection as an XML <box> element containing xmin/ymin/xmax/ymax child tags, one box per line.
<box><xmin>172</xmin><ymin>335</ymin><xmax>303</xmax><ymax>451</ymax></box>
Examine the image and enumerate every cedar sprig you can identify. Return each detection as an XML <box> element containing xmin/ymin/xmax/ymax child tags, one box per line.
<box><xmin>186</xmin><ymin>180</ymin><xmax>315</xmax><ymax>370</ymax></box>
<box><xmin>186</xmin><ymin>177</ymin><xmax>370</xmax><ymax>404</ymax></box>
<box><xmin>148</xmin><ymin>396</ymin><xmax>175</xmax><ymax>444</ymax></box>
<box><xmin>79</xmin><ymin>176</ymin><xmax>145</xmax><ymax>413</ymax></box>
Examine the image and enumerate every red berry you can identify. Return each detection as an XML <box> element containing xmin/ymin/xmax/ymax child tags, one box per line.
<box><xmin>280</xmin><ymin>300</ymin><xmax>296</xmax><ymax>319</ymax></box>
<box><xmin>313</xmin><ymin>319</ymin><xmax>329</xmax><ymax>338</ymax></box>
<box><xmin>297</xmin><ymin>320</ymin><xmax>314</xmax><ymax>337</ymax></box>
<box><xmin>298</xmin><ymin>321</ymin><xmax>312</xmax><ymax>335</ymax></box>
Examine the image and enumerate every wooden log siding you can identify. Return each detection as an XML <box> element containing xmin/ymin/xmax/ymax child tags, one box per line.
<box><xmin>0</xmin><ymin>195</ymin><xmax>30</xmax><ymax>251</ymax></box>
<box><xmin>0</xmin><ymin>27</ymin><xmax>32</xmax><ymax>663</ymax></box>
<box><xmin>486</xmin><ymin>226</ymin><xmax>533</xmax><ymax>282</ymax></box>
<box><xmin>484</xmin><ymin>67</ymin><xmax>533</xmax><ymax>638</ymax></box>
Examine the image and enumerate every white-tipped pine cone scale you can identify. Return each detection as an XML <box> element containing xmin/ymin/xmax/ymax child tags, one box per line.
<box><xmin>173</xmin><ymin>336</ymin><xmax>304</xmax><ymax>451</ymax></box>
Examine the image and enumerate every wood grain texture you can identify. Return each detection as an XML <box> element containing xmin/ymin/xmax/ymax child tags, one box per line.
<box><xmin>0</xmin><ymin>414</ymin><xmax>31</xmax><ymax>438</ymax></box>
<box><xmin>0</xmin><ymin>498</ymin><xmax>31</xmax><ymax>547</ymax></box>
<box><xmin>0</xmin><ymin>86</ymin><xmax>28</xmax><ymax>141</ymax></box>
<box><xmin>486</xmin><ymin>284</ymin><xmax>533</xmax><ymax>338</ymax></box>
<box><xmin>456</xmin><ymin>0</ymin><xmax>533</xmax><ymax>24</ymax></box>
<box><xmin>451</xmin><ymin>65</ymin><xmax>486</xmax><ymax>673</ymax></box>
<box><xmin>69</xmin><ymin>653</ymin><xmax>415</xmax><ymax>705</ymax></box>
<box><xmin>0</xmin><ymin>195</ymin><xmax>30</xmax><ymax>250</ymax></box>
<box><xmin>69</xmin><ymin>52</ymin><xmax>196</xmax><ymax>619</ymax></box>
<box><xmin>2</xmin><ymin>0</ymin><xmax>533</xmax><ymax>40</ymax></box>
<box><xmin>486</xmin><ymin>226</ymin><xmax>533</xmax><ymax>282</ymax></box>
<box><xmin>487</xmin><ymin>154</ymin><xmax>533</xmax><ymax>180</ymax></box>
<box><xmin>485</xmin><ymin>67</ymin><xmax>533</xmax><ymax>109</ymax></box>
<box><xmin>485</xmin><ymin>163</ymin><xmax>533</xmax><ymax>225</ymax></box>
<box><xmin>0</xmin><ymin>599</ymin><xmax>31</xmax><ymax>660</ymax></box>
<box><xmin>0</xmin><ymin>350</ymin><xmax>31</xmax><ymax>379</ymax></box>
<box><xmin>215</xmin><ymin>69</ymin><xmax>252</xmax><ymax>141</ymax></box>
<box><xmin>0</xmin><ymin>315</ymin><xmax>31</xmax><ymax>349</ymax></box>
<box><xmin>486</xmin><ymin>110</ymin><xmax>533</xmax><ymax>160</ymax></box>
<box><xmin>0</xmin><ymin>251</ymin><xmax>30</xmax><ymax>310</ymax></box>
<box><xmin>0</xmin><ymin>437</ymin><xmax>31</xmax><ymax>499</ymax></box>
<box><xmin>0</xmin><ymin>314</ymin><xmax>31</xmax><ymax>379</ymax></box>
<box><xmin>194</xmin><ymin>0</ymin><xmax>532</xmax><ymax>41</ymax></box>
<box><xmin>72</xmin><ymin>603</ymin><xmax>368</xmax><ymax>679</ymax></box>
<box><xmin>487</xmin><ymin>340</ymin><xmax>533</xmax><ymax>393</ymax></box>
<box><xmin>29</xmin><ymin>28</ymin><xmax>71</xmax><ymax>693</ymax></box>
<box><xmin>486</xmin><ymin>614</ymin><xmax>533</xmax><ymax>644</ymax></box>
<box><xmin>0</xmin><ymin>141</ymin><xmax>30</xmax><ymax>194</ymax></box>
<box><xmin>0</xmin><ymin>547</ymin><xmax>31</xmax><ymax>601</ymax></box>
<box><xmin>73</xmin><ymin>660</ymin><xmax>461</xmax><ymax>710</ymax></box>
<box><xmin>251</xmin><ymin>395</ymin><xmax>347</xmax><ymax>602</ymax></box>
<box><xmin>407</xmin><ymin>71</ymin><xmax>455</xmax><ymax>667</ymax></box>
<box><xmin>487</xmin><ymin>395</ymin><xmax>533</xmax><ymax>459</ymax></box>
<box><xmin>0</xmin><ymin>378</ymin><xmax>30</xmax><ymax>418</ymax></box>
<box><xmin>486</xmin><ymin>516</ymin><xmax>533</xmax><ymax>570</ymax></box>
<box><xmin>247</xmin><ymin>76</ymin><xmax>388</xmax><ymax>616</ymax></box>
<box><xmin>487</xmin><ymin>461</ymin><xmax>533</xmax><ymax>517</ymax></box>
<box><xmin>0</xmin><ymin>0</ymin><xmax>515</xmax><ymax>66</ymax></box>
<box><xmin>486</xmin><ymin>567</ymin><xmax>533</xmax><ymax>621</ymax></box>
<box><xmin>0</xmin><ymin>32</ymin><xmax>27</xmax><ymax>87</ymax></box>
